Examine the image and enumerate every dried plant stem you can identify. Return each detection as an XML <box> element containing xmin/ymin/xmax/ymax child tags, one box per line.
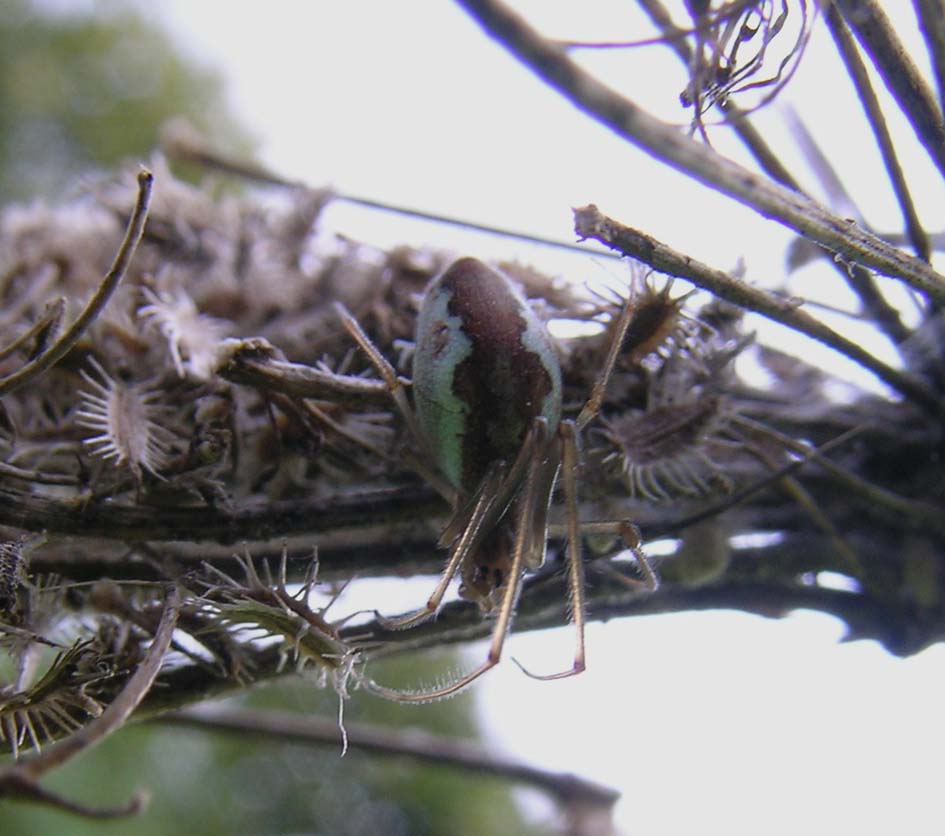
<box><xmin>214</xmin><ymin>338</ymin><xmax>392</xmax><ymax>405</ymax></box>
<box><xmin>0</xmin><ymin>483</ymin><xmax>442</xmax><ymax>544</ymax></box>
<box><xmin>914</xmin><ymin>0</ymin><xmax>945</xmax><ymax>120</ymax></box>
<box><xmin>160</xmin><ymin>705</ymin><xmax>620</xmax><ymax>807</ymax></box>
<box><xmin>825</xmin><ymin>4</ymin><xmax>931</xmax><ymax>263</ymax></box>
<box><xmin>0</xmin><ymin>586</ymin><xmax>179</xmax><ymax>817</ymax></box>
<box><xmin>0</xmin><ymin>169</ymin><xmax>154</xmax><ymax>397</ymax></box>
<box><xmin>455</xmin><ymin>0</ymin><xmax>945</xmax><ymax>303</ymax></box>
<box><xmin>0</xmin><ymin>298</ymin><xmax>64</xmax><ymax>362</ymax></box>
<box><xmin>572</xmin><ymin>203</ymin><xmax>945</xmax><ymax>417</ymax></box>
<box><xmin>833</xmin><ymin>0</ymin><xmax>945</xmax><ymax>183</ymax></box>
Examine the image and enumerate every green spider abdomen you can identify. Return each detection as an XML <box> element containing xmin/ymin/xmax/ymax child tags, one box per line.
<box><xmin>412</xmin><ymin>257</ymin><xmax>562</xmax><ymax>493</ymax></box>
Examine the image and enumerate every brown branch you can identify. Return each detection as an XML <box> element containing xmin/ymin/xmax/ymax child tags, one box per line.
<box><xmin>0</xmin><ymin>169</ymin><xmax>153</xmax><ymax>396</ymax></box>
<box><xmin>213</xmin><ymin>337</ymin><xmax>394</xmax><ymax>405</ymax></box>
<box><xmin>454</xmin><ymin>0</ymin><xmax>945</xmax><ymax>303</ymax></box>
<box><xmin>159</xmin><ymin>706</ymin><xmax>621</xmax><ymax>807</ymax></box>
<box><xmin>572</xmin><ymin>203</ymin><xmax>945</xmax><ymax>416</ymax></box>
<box><xmin>0</xmin><ymin>484</ymin><xmax>443</xmax><ymax>544</ymax></box>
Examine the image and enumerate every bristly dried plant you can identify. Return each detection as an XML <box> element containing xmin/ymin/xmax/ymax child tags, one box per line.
<box><xmin>75</xmin><ymin>357</ymin><xmax>176</xmax><ymax>483</ymax></box>
<box><xmin>2</xmin><ymin>2</ymin><xmax>945</xmax><ymax>824</ymax></box>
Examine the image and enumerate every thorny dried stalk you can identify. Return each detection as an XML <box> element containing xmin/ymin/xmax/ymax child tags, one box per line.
<box><xmin>1</xmin><ymin>0</ymin><xmax>945</xmax><ymax>823</ymax></box>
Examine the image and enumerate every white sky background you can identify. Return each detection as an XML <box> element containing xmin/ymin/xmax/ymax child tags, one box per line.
<box><xmin>151</xmin><ymin>3</ymin><xmax>945</xmax><ymax>835</ymax></box>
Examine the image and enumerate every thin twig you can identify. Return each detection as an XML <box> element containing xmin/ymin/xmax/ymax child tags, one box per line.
<box><xmin>783</xmin><ymin>110</ymin><xmax>913</xmax><ymax>342</ymax></box>
<box><xmin>159</xmin><ymin>706</ymin><xmax>621</xmax><ymax>807</ymax></box>
<box><xmin>454</xmin><ymin>0</ymin><xmax>945</xmax><ymax>303</ymax></box>
<box><xmin>0</xmin><ymin>169</ymin><xmax>154</xmax><ymax>397</ymax></box>
<box><xmin>572</xmin><ymin>203</ymin><xmax>945</xmax><ymax>417</ymax></box>
<box><xmin>0</xmin><ymin>298</ymin><xmax>65</xmax><ymax>362</ymax></box>
<box><xmin>825</xmin><ymin>4</ymin><xmax>931</xmax><ymax>264</ymax></box>
<box><xmin>213</xmin><ymin>338</ymin><xmax>393</xmax><ymax>405</ymax></box>
<box><xmin>833</xmin><ymin>0</ymin><xmax>945</xmax><ymax>184</ymax></box>
<box><xmin>13</xmin><ymin>586</ymin><xmax>179</xmax><ymax>778</ymax></box>
<box><xmin>913</xmin><ymin>0</ymin><xmax>945</xmax><ymax>121</ymax></box>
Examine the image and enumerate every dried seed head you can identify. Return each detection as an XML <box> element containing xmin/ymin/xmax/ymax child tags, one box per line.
<box><xmin>75</xmin><ymin>358</ymin><xmax>176</xmax><ymax>481</ymax></box>
<box><xmin>621</xmin><ymin>274</ymin><xmax>693</xmax><ymax>365</ymax></box>
<box><xmin>598</xmin><ymin>393</ymin><xmax>733</xmax><ymax>502</ymax></box>
<box><xmin>137</xmin><ymin>285</ymin><xmax>230</xmax><ymax>379</ymax></box>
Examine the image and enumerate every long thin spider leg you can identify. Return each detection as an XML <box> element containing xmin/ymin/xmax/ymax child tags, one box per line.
<box><xmin>514</xmin><ymin>419</ymin><xmax>589</xmax><ymax>681</ymax></box>
<box><xmin>372</xmin><ymin>463</ymin><xmax>506</xmax><ymax>631</ymax></box>
<box><xmin>334</xmin><ymin>302</ymin><xmax>456</xmax><ymax>503</ymax></box>
<box><xmin>576</xmin><ymin>272</ymin><xmax>650</xmax><ymax>431</ymax></box>
<box><xmin>364</xmin><ymin>430</ymin><xmax>546</xmax><ymax>703</ymax></box>
<box><xmin>596</xmin><ymin>521</ymin><xmax>660</xmax><ymax>592</ymax></box>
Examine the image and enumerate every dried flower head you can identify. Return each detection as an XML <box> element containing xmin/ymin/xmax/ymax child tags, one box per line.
<box><xmin>137</xmin><ymin>284</ymin><xmax>230</xmax><ymax>379</ymax></box>
<box><xmin>75</xmin><ymin>357</ymin><xmax>176</xmax><ymax>481</ymax></box>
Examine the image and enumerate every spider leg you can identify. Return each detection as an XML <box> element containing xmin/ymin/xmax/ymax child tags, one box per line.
<box><xmin>592</xmin><ymin>521</ymin><xmax>660</xmax><ymax>593</ymax></box>
<box><xmin>363</xmin><ymin>425</ymin><xmax>547</xmax><ymax>703</ymax></box>
<box><xmin>335</xmin><ymin>302</ymin><xmax>456</xmax><ymax>503</ymax></box>
<box><xmin>372</xmin><ymin>461</ymin><xmax>507</xmax><ymax>631</ymax></box>
<box><xmin>575</xmin><ymin>282</ymin><xmax>643</xmax><ymax>431</ymax></box>
<box><xmin>514</xmin><ymin>419</ymin><xmax>588</xmax><ymax>681</ymax></box>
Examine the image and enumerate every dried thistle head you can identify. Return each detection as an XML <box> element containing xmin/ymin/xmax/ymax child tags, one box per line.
<box><xmin>75</xmin><ymin>357</ymin><xmax>176</xmax><ymax>482</ymax></box>
<box><xmin>598</xmin><ymin>394</ymin><xmax>733</xmax><ymax>501</ymax></box>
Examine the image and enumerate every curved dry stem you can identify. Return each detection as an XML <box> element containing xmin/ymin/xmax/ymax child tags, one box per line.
<box><xmin>0</xmin><ymin>587</ymin><xmax>178</xmax><ymax>818</ymax></box>
<box><xmin>12</xmin><ymin>586</ymin><xmax>179</xmax><ymax>779</ymax></box>
<box><xmin>0</xmin><ymin>169</ymin><xmax>153</xmax><ymax>396</ymax></box>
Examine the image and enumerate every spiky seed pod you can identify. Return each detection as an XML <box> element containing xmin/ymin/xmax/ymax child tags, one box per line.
<box><xmin>593</xmin><ymin>269</ymin><xmax>699</xmax><ymax>371</ymax></box>
<box><xmin>75</xmin><ymin>357</ymin><xmax>175</xmax><ymax>481</ymax></box>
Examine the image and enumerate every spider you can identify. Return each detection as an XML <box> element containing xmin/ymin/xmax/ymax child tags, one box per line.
<box><xmin>336</xmin><ymin>257</ymin><xmax>658</xmax><ymax>702</ymax></box>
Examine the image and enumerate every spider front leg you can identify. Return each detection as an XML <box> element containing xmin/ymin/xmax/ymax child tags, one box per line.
<box><xmin>335</xmin><ymin>302</ymin><xmax>456</xmax><ymax>504</ymax></box>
